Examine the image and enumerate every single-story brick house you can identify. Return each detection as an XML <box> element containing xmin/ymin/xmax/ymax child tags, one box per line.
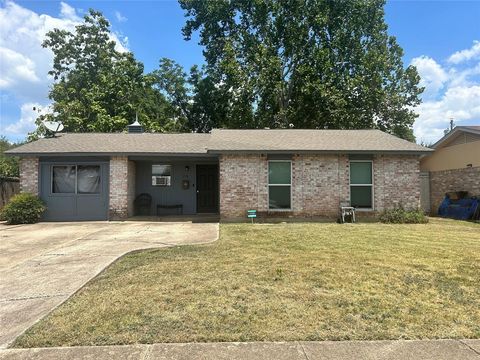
<box><xmin>6</xmin><ymin>128</ymin><xmax>432</xmax><ymax>221</ymax></box>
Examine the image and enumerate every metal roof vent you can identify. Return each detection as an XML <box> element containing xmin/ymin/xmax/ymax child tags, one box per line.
<box><xmin>127</xmin><ymin>113</ymin><xmax>143</xmax><ymax>133</ymax></box>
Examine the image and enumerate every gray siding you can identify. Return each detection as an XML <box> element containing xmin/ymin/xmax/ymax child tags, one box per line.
<box><xmin>39</xmin><ymin>159</ymin><xmax>109</xmax><ymax>221</ymax></box>
<box><xmin>135</xmin><ymin>161</ymin><xmax>200</xmax><ymax>215</ymax></box>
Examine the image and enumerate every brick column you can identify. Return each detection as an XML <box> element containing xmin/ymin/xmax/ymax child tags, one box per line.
<box><xmin>109</xmin><ymin>156</ymin><xmax>135</xmax><ymax>220</ymax></box>
<box><xmin>19</xmin><ymin>157</ymin><xmax>39</xmax><ymax>195</ymax></box>
<box><xmin>219</xmin><ymin>154</ymin><xmax>267</xmax><ymax>219</ymax></box>
<box><xmin>127</xmin><ymin>160</ymin><xmax>136</xmax><ymax>217</ymax></box>
<box><xmin>338</xmin><ymin>154</ymin><xmax>350</xmax><ymax>206</ymax></box>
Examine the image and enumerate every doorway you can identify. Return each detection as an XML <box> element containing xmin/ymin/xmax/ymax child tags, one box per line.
<box><xmin>196</xmin><ymin>164</ymin><xmax>219</xmax><ymax>213</ymax></box>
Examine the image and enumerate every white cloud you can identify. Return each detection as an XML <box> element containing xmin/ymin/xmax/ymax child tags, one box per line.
<box><xmin>0</xmin><ymin>1</ymin><xmax>79</xmax><ymax>102</ymax></box>
<box><xmin>414</xmin><ymin>85</ymin><xmax>480</xmax><ymax>141</ymax></box>
<box><xmin>410</xmin><ymin>56</ymin><xmax>448</xmax><ymax>99</ymax></box>
<box><xmin>4</xmin><ymin>102</ymin><xmax>48</xmax><ymax>135</ymax></box>
<box><xmin>0</xmin><ymin>47</ymin><xmax>40</xmax><ymax>88</ymax></box>
<box><xmin>448</xmin><ymin>40</ymin><xmax>480</xmax><ymax>64</ymax></box>
<box><xmin>60</xmin><ymin>2</ymin><xmax>81</xmax><ymax>22</ymax></box>
<box><xmin>115</xmin><ymin>10</ymin><xmax>127</xmax><ymax>22</ymax></box>
<box><xmin>0</xmin><ymin>1</ymin><xmax>129</xmax><ymax>139</ymax></box>
<box><xmin>411</xmin><ymin>41</ymin><xmax>480</xmax><ymax>144</ymax></box>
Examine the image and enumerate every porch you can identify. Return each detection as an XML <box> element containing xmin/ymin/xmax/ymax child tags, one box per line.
<box><xmin>128</xmin><ymin>156</ymin><xmax>219</xmax><ymax>218</ymax></box>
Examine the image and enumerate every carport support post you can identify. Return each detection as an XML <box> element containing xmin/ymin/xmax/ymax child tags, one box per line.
<box><xmin>109</xmin><ymin>156</ymin><xmax>135</xmax><ymax>220</ymax></box>
<box><xmin>19</xmin><ymin>157</ymin><xmax>39</xmax><ymax>195</ymax></box>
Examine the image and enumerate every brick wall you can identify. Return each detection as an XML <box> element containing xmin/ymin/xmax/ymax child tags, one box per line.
<box><xmin>19</xmin><ymin>157</ymin><xmax>39</xmax><ymax>195</ymax></box>
<box><xmin>291</xmin><ymin>154</ymin><xmax>349</xmax><ymax>216</ymax></box>
<box><xmin>374</xmin><ymin>154</ymin><xmax>421</xmax><ymax>212</ymax></box>
<box><xmin>127</xmin><ymin>160</ymin><xmax>136</xmax><ymax>217</ymax></box>
<box><xmin>109</xmin><ymin>156</ymin><xmax>135</xmax><ymax>219</ymax></box>
<box><xmin>219</xmin><ymin>153</ymin><xmax>421</xmax><ymax>219</ymax></box>
<box><xmin>219</xmin><ymin>154</ymin><xmax>268</xmax><ymax>218</ymax></box>
<box><xmin>429</xmin><ymin>166</ymin><xmax>480</xmax><ymax>213</ymax></box>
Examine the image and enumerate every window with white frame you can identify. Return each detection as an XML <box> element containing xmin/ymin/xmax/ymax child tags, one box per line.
<box><xmin>268</xmin><ymin>160</ymin><xmax>291</xmax><ymax>210</ymax></box>
<box><xmin>349</xmin><ymin>161</ymin><xmax>373</xmax><ymax>209</ymax></box>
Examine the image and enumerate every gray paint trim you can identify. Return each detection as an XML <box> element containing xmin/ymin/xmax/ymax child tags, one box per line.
<box><xmin>267</xmin><ymin>154</ymin><xmax>293</xmax><ymax>160</ymax></box>
<box><xmin>40</xmin><ymin>156</ymin><xmax>110</xmax><ymax>162</ymax></box>
<box><xmin>9</xmin><ymin>152</ymin><xmax>215</xmax><ymax>157</ymax></box>
<box><xmin>8</xmin><ymin>148</ymin><xmax>432</xmax><ymax>157</ymax></box>
<box><xmin>129</xmin><ymin>155</ymin><xmax>218</xmax><ymax>162</ymax></box>
<box><xmin>349</xmin><ymin>154</ymin><xmax>374</xmax><ymax>160</ymax></box>
<box><xmin>207</xmin><ymin>150</ymin><xmax>431</xmax><ymax>155</ymax></box>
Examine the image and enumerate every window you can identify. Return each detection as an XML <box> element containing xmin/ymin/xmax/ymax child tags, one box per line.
<box><xmin>52</xmin><ymin>166</ymin><xmax>76</xmax><ymax>193</ymax></box>
<box><xmin>350</xmin><ymin>161</ymin><xmax>373</xmax><ymax>209</ymax></box>
<box><xmin>268</xmin><ymin>161</ymin><xmax>291</xmax><ymax>210</ymax></box>
<box><xmin>152</xmin><ymin>165</ymin><xmax>172</xmax><ymax>176</ymax></box>
<box><xmin>77</xmin><ymin>165</ymin><xmax>101</xmax><ymax>194</ymax></box>
<box><xmin>52</xmin><ymin>165</ymin><xmax>101</xmax><ymax>194</ymax></box>
<box><xmin>152</xmin><ymin>164</ymin><xmax>172</xmax><ymax>186</ymax></box>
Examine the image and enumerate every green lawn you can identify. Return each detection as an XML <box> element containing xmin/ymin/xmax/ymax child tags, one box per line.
<box><xmin>14</xmin><ymin>218</ymin><xmax>480</xmax><ymax>347</ymax></box>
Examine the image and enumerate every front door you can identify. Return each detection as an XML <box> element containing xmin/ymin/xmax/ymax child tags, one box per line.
<box><xmin>196</xmin><ymin>164</ymin><xmax>219</xmax><ymax>213</ymax></box>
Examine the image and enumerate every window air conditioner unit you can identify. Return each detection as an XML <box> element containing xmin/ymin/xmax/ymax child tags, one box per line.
<box><xmin>152</xmin><ymin>176</ymin><xmax>171</xmax><ymax>186</ymax></box>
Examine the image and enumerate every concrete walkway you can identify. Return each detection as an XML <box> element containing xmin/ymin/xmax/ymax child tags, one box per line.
<box><xmin>0</xmin><ymin>340</ymin><xmax>479</xmax><ymax>359</ymax></box>
<box><xmin>0</xmin><ymin>221</ymin><xmax>219</xmax><ymax>348</ymax></box>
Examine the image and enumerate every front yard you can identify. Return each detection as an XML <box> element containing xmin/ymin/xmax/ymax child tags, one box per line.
<box><xmin>14</xmin><ymin>218</ymin><xmax>480</xmax><ymax>347</ymax></box>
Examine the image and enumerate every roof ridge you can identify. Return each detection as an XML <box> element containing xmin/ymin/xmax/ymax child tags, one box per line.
<box><xmin>212</xmin><ymin>128</ymin><xmax>381</xmax><ymax>131</ymax></box>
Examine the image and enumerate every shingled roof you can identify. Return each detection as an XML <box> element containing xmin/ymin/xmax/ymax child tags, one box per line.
<box><xmin>5</xmin><ymin>133</ymin><xmax>211</xmax><ymax>156</ymax></box>
<box><xmin>6</xmin><ymin>129</ymin><xmax>432</xmax><ymax>156</ymax></box>
<box><xmin>208</xmin><ymin>129</ymin><xmax>431</xmax><ymax>153</ymax></box>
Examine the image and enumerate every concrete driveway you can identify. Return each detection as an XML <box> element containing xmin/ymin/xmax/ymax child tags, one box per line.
<box><xmin>0</xmin><ymin>221</ymin><xmax>218</xmax><ymax>348</ymax></box>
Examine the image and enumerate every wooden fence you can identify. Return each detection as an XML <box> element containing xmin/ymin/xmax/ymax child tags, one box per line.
<box><xmin>0</xmin><ymin>177</ymin><xmax>20</xmax><ymax>209</ymax></box>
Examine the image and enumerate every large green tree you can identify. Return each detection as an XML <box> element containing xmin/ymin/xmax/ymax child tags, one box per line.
<box><xmin>180</xmin><ymin>0</ymin><xmax>423</xmax><ymax>140</ymax></box>
<box><xmin>0</xmin><ymin>136</ymin><xmax>23</xmax><ymax>178</ymax></box>
<box><xmin>152</xmin><ymin>58</ymin><xmax>230</xmax><ymax>132</ymax></box>
<box><xmin>33</xmin><ymin>10</ymin><xmax>178</xmax><ymax>138</ymax></box>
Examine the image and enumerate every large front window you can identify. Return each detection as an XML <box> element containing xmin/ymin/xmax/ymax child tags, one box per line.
<box><xmin>52</xmin><ymin>165</ymin><xmax>100</xmax><ymax>194</ymax></box>
<box><xmin>350</xmin><ymin>161</ymin><xmax>373</xmax><ymax>209</ymax></box>
<box><xmin>268</xmin><ymin>161</ymin><xmax>291</xmax><ymax>210</ymax></box>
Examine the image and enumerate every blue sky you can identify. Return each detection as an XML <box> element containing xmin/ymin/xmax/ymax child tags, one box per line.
<box><xmin>1</xmin><ymin>0</ymin><xmax>479</xmax><ymax>143</ymax></box>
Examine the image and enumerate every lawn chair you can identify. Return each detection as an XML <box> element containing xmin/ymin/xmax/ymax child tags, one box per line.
<box><xmin>340</xmin><ymin>201</ymin><xmax>356</xmax><ymax>223</ymax></box>
<box><xmin>134</xmin><ymin>193</ymin><xmax>152</xmax><ymax>216</ymax></box>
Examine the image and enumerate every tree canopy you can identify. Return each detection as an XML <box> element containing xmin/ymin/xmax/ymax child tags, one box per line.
<box><xmin>0</xmin><ymin>136</ymin><xmax>23</xmax><ymax>178</ymax></box>
<box><xmin>32</xmin><ymin>10</ymin><xmax>179</xmax><ymax>138</ymax></box>
<box><xmin>179</xmin><ymin>0</ymin><xmax>423</xmax><ymax>140</ymax></box>
<box><xmin>29</xmin><ymin>2</ymin><xmax>423</xmax><ymax>141</ymax></box>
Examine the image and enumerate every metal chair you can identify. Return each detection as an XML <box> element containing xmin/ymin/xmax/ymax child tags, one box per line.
<box><xmin>340</xmin><ymin>201</ymin><xmax>356</xmax><ymax>223</ymax></box>
<box><xmin>134</xmin><ymin>193</ymin><xmax>152</xmax><ymax>216</ymax></box>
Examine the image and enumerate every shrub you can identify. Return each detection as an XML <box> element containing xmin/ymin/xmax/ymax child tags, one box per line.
<box><xmin>379</xmin><ymin>208</ymin><xmax>428</xmax><ymax>224</ymax></box>
<box><xmin>1</xmin><ymin>193</ymin><xmax>46</xmax><ymax>224</ymax></box>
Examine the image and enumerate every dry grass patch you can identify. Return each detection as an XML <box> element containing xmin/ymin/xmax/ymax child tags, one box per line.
<box><xmin>13</xmin><ymin>218</ymin><xmax>480</xmax><ymax>347</ymax></box>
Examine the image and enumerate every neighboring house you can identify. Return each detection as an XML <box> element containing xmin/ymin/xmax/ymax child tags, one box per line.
<box><xmin>420</xmin><ymin>126</ymin><xmax>480</xmax><ymax>213</ymax></box>
<box><xmin>6</xmin><ymin>127</ymin><xmax>431</xmax><ymax>221</ymax></box>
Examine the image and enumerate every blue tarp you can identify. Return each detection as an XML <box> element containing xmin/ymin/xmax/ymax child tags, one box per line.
<box><xmin>438</xmin><ymin>196</ymin><xmax>479</xmax><ymax>220</ymax></box>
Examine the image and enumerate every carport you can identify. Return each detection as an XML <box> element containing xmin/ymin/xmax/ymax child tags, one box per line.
<box><xmin>39</xmin><ymin>157</ymin><xmax>109</xmax><ymax>221</ymax></box>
